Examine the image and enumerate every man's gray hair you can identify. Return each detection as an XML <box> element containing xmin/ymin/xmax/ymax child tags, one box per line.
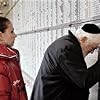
<box><xmin>74</xmin><ymin>25</ymin><xmax>100</xmax><ymax>40</ymax></box>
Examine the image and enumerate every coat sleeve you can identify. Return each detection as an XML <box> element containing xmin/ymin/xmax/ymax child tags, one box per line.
<box><xmin>19</xmin><ymin>86</ymin><xmax>28</xmax><ymax>100</ymax></box>
<box><xmin>58</xmin><ymin>47</ymin><xmax>100</xmax><ymax>89</ymax></box>
<box><xmin>0</xmin><ymin>74</ymin><xmax>11</xmax><ymax>100</ymax></box>
<box><xmin>0</xmin><ymin>62</ymin><xmax>11</xmax><ymax>100</ymax></box>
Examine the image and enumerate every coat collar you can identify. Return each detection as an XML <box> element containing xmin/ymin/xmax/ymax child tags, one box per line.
<box><xmin>0</xmin><ymin>45</ymin><xmax>17</xmax><ymax>59</ymax></box>
<box><xmin>68</xmin><ymin>30</ymin><xmax>80</xmax><ymax>44</ymax></box>
<box><xmin>68</xmin><ymin>30</ymin><xmax>85</xmax><ymax>60</ymax></box>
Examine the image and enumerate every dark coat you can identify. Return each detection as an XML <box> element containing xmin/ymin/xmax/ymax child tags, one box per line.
<box><xmin>31</xmin><ymin>31</ymin><xmax>100</xmax><ymax>100</ymax></box>
<box><xmin>98</xmin><ymin>82</ymin><xmax>100</xmax><ymax>100</ymax></box>
<box><xmin>0</xmin><ymin>45</ymin><xmax>28</xmax><ymax>100</ymax></box>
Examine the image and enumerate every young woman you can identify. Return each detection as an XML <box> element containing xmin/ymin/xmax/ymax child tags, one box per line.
<box><xmin>0</xmin><ymin>16</ymin><xmax>28</xmax><ymax>100</ymax></box>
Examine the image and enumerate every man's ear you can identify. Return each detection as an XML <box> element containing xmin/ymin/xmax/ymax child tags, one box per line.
<box><xmin>80</xmin><ymin>36</ymin><xmax>87</xmax><ymax>43</ymax></box>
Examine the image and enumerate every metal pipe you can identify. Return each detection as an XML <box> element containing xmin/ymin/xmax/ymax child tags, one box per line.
<box><xmin>5</xmin><ymin>0</ymin><xmax>19</xmax><ymax>17</ymax></box>
<box><xmin>18</xmin><ymin>15</ymin><xmax>100</xmax><ymax>36</ymax></box>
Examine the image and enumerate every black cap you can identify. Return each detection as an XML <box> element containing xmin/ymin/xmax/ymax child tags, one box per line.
<box><xmin>81</xmin><ymin>23</ymin><xmax>100</xmax><ymax>34</ymax></box>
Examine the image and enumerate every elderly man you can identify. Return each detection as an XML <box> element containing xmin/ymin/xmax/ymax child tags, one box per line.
<box><xmin>31</xmin><ymin>23</ymin><xmax>100</xmax><ymax>100</ymax></box>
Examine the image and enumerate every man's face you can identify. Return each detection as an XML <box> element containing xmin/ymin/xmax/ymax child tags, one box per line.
<box><xmin>80</xmin><ymin>35</ymin><xmax>100</xmax><ymax>56</ymax></box>
<box><xmin>85</xmin><ymin>41</ymin><xmax>98</xmax><ymax>54</ymax></box>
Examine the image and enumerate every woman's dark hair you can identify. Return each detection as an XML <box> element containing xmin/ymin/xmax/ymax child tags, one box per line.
<box><xmin>0</xmin><ymin>16</ymin><xmax>10</xmax><ymax>33</ymax></box>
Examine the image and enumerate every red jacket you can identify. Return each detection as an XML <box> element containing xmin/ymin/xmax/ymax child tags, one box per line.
<box><xmin>0</xmin><ymin>45</ymin><xmax>28</xmax><ymax>100</ymax></box>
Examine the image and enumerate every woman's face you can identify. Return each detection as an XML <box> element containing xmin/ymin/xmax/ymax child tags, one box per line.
<box><xmin>1</xmin><ymin>21</ymin><xmax>17</xmax><ymax>47</ymax></box>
